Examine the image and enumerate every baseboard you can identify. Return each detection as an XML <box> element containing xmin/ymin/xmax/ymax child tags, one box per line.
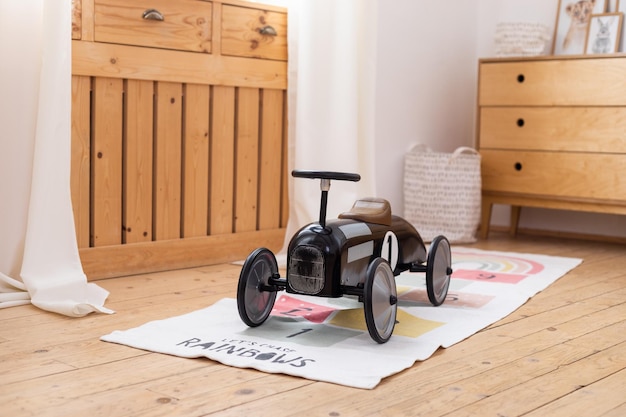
<box><xmin>487</xmin><ymin>225</ymin><xmax>626</xmax><ymax>245</ymax></box>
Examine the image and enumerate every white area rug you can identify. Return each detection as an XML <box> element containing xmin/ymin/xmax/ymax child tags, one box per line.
<box><xmin>101</xmin><ymin>248</ymin><xmax>582</xmax><ymax>389</ymax></box>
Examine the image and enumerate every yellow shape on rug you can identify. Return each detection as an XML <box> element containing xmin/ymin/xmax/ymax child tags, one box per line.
<box><xmin>329</xmin><ymin>308</ymin><xmax>444</xmax><ymax>339</ymax></box>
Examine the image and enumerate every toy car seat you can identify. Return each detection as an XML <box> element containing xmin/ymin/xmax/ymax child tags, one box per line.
<box><xmin>338</xmin><ymin>197</ymin><xmax>392</xmax><ymax>226</ymax></box>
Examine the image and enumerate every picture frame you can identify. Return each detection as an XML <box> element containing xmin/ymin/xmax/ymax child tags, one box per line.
<box><xmin>552</xmin><ymin>0</ymin><xmax>607</xmax><ymax>55</ymax></box>
<box><xmin>618</xmin><ymin>1</ymin><xmax>626</xmax><ymax>50</ymax></box>
<box><xmin>607</xmin><ymin>0</ymin><xmax>620</xmax><ymax>12</ymax></box>
<box><xmin>585</xmin><ymin>12</ymin><xmax>623</xmax><ymax>53</ymax></box>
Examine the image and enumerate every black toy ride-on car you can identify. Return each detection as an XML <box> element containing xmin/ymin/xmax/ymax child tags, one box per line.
<box><xmin>237</xmin><ymin>170</ymin><xmax>452</xmax><ymax>343</ymax></box>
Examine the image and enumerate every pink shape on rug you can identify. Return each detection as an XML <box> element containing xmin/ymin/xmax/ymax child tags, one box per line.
<box><xmin>452</xmin><ymin>269</ymin><xmax>528</xmax><ymax>284</ymax></box>
<box><xmin>271</xmin><ymin>295</ymin><xmax>337</xmax><ymax>323</ymax></box>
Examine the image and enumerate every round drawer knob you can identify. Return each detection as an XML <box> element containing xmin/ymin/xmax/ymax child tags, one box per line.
<box><xmin>517</xmin><ymin>74</ymin><xmax>525</xmax><ymax>83</ymax></box>
<box><xmin>514</xmin><ymin>162</ymin><xmax>523</xmax><ymax>171</ymax></box>
<box><xmin>517</xmin><ymin>118</ymin><xmax>525</xmax><ymax>127</ymax></box>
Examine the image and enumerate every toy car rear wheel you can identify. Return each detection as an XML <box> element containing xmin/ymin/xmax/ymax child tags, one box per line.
<box><xmin>363</xmin><ymin>258</ymin><xmax>398</xmax><ymax>344</ymax></box>
<box><xmin>426</xmin><ymin>235</ymin><xmax>452</xmax><ymax>306</ymax></box>
<box><xmin>237</xmin><ymin>248</ymin><xmax>278</xmax><ymax>327</ymax></box>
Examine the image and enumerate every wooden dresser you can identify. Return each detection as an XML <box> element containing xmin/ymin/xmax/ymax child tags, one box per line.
<box><xmin>477</xmin><ymin>55</ymin><xmax>626</xmax><ymax>238</ymax></box>
<box><xmin>71</xmin><ymin>0</ymin><xmax>288</xmax><ymax>279</ymax></box>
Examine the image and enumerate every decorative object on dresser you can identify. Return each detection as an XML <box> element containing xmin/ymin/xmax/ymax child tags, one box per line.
<box><xmin>477</xmin><ymin>55</ymin><xmax>626</xmax><ymax>238</ymax></box>
<box><xmin>618</xmin><ymin>1</ymin><xmax>626</xmax><ymax>50</ymax></box>
<box><xmin>584</xmin><ymin>12</ymin><xmax>623</xmax><ymax>53</ymax></box>
<box><xmin>553</xmin><ymin>0</ymin><xmax>607</xmax><ymax>55</ymax></box>
<box><xmin>493</xmin><ymin>22</ymin><xmax>552</xmax><ymax>58</ymax></box>
<box><xmin>70</xmin><ymin>0</ymin><xmax>289</xmax><ymax>279</ymax></box>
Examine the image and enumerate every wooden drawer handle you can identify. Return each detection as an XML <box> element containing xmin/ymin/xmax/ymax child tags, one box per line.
<box><xmin>517</xmin><ymin>118</ymin><xmax>525</xmax><ymax>127</ymax></box>
<box><xmin>517</xmin><ymin>74</ymin><xmax>525</xmax><ymax>83</ymax></box>
<box><xmin>514</xmin><ymin>162</ymin><xmax>523</xmax><ymax>171</ymax></box>
<box><xmin>259</xmin><ymin>25</ymin><xmax>277</xmax><ymax>36</ymax></box>
<box><xmin>142</xmin><ymin>9</ymin><xmax>164</xmax><ymax>21</ymax></box>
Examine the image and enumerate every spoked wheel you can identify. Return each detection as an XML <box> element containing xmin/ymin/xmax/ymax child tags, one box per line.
<box><xmin>426</xmin><ymin>235</ymin><xmax>452</xmax><ymax>306</ymax></box>
<box><xmin>237</xmin><ymin>248</ymin><xmax>279</xmax><ymax>327</ymax></box>
<box><xmin>363</xmin><ymin>258</ymin><xmax>398</xmax><ymax>344</ymax></box>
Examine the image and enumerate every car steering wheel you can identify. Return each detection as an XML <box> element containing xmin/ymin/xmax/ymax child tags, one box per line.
<box><xmin>292</xmin><ymin>170</ymin><xmax>361</xmax><ymax>182</ymax></box>
<box><xmin>291</xmin><ymin>170</ymin><xmax>361</xmax><ymax>228</ymax></box>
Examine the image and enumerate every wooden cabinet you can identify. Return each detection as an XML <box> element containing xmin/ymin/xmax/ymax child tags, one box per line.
<box><xmin>477</xmin><ymin>55</ymin><xmax>626</xmax><ymax>238</ymax></box>
<box><xmin>71</xmin><ymin>0</ymin><xmax>288</xmax><ymax>279</ymax></box>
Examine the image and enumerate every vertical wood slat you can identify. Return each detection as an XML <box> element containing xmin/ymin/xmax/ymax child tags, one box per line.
<box><xmin>71</xmin><ymin>75</ymin><xmax>91</xmax><ymax>248</ymax></box>
<box><xmin>211</xmin><ymin>1</ymin><xmax>222</xmax><ymax>56</ymax></box>
<box><xmin>182</xmin><ymin>84</ymin><xmax>210</xmax><ymax>238</ymax></box>
<box><xmin>154</xmin><ymin>82</ymin><xmax>183</xmax><ymax>241</ymax></box>
<box><xmin>91</xmin><ymin>77</ymin><xmax>124</xmax><ymax>247</ymax></box>
<box><xmin>71</xmin><ymin>0</ymin><xmax>81</xmax><ymax>40</ymax></box>
<box><xmin>124</xmin><ymin>80</ymin><xmax>154</xmax><ymax>243</ymax></box>
<box><xmin>258</xmin><ymin>88</ymin><xmax>284</xmax><ymax>230</ymax></box>
<box><xmin>281</xmin><ymin>90</ymin><xmax>289</xmax><ymax>228</ymax></box>
<box><xmin>210</xmin><ymin>86</ymin><xmax>236</xmax><ymax>235</ymax></box>
<box><xmin>81</xmin><ymin>0</ymin><xmax>95</xmax><ymax>42</ymax></box>
<box><xmin>235</xmin><ymin>87</ymin><xmax>260</xmax><ymax>233</ymax></box>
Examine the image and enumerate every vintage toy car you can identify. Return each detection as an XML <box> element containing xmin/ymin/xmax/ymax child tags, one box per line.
<box><xmin>237</xmin><ymin>170</ymin><xmax>452</xmax><ymax>343</ymax></box>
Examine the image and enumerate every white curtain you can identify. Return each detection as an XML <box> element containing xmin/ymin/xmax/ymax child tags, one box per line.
<box><xmin>0</xmin><ymin>0</ymin><xmax>113</xmax><ymax>316</ymax></box>
<box><xmin>283</xmin><ymin>0</ymin><xmax>379</xmax><ymax>243</ymax></box>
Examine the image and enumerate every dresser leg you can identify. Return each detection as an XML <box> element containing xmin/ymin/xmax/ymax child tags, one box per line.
<box><xmin>510</xmin><ymin>206</ymin><xmax>522</xmax><ymax>237</ymax></box>
<box><xmin>480</xmin><ymin>200</ymin><xmax>493</xmax><ymax>239</ymax></box>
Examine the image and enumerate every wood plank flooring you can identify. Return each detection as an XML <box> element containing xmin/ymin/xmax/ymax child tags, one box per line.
<box><xmin>1</xmin><ymin>233</ymin><xmax>625</xmax><ymax>416</ymax></box>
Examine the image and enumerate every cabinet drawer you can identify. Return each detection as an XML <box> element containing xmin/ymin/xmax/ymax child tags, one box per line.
<box><xmin>480</xmin><ymin>107</ymin><xmax>626</xmax><ymax>153</ymax></box>
<box><xmin>481</xmin><ymin>150</ymin><xmax>626</xmax><ymax>202</ymax></box>
<box><xmin>221</xmin><ymin>5</ymin><xmax>287</xmax><ymax>61</ymax></box>
<box><xmin>94</xmin><ymin>0</ymin><xmax>212</xmax><ymax>53</ymax></box>
<box><xmin>479</xmin><ymin>58</ymin><xmax>626</xmax><ymax>106</ymax></box>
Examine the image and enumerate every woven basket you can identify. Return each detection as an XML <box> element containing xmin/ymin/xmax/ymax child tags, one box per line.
<box><xmin>404</xmin><ymin>146</ymin><xmax>481</xmax><ymax>243</ymax></box>
<box><xmin>494</xmin><ymin>22</ymin><xmax>551</xmax><ymax>57</ymax></box>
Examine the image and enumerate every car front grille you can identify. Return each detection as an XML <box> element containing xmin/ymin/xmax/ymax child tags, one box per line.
<box><xmin>288</xmin><ymin>245</ymin><xmax>325</xmax><ymax>295</ymax></box>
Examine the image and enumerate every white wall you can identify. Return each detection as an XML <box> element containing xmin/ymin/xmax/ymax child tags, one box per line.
<box><xmin>375</xmin><ymin>0</ymin><xmax>626</xmax><ymax>240</ymax></box>
<box><xmin>374</xmin><ymin>0</ymin><xmax>479</xmax><ymax>206</ymax></box>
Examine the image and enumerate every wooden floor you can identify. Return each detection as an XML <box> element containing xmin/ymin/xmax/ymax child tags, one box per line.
<box><xmin>2</xmin><ymin>233</ymin><xmax>625</xmax><ymax>416</ymax></box>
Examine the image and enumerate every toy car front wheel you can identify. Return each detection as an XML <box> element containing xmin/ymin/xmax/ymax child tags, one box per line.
<box><xmin>363</xmin><ymin>258</ymin><xmax>398</xmax><ymax>343</ymax></box>
<box><xmin>237</xmin><ymin>248</ymin><xmax>278</xmax><ymax>327</ymax></box>
<box><xmin>426</xmin><ymin>235</ymin><xmax>452</xmax><ymax>306</ymax></box>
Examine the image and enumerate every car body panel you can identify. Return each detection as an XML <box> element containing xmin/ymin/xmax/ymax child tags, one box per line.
<box><xmin>286</xmin><ymin>215</ymin><xmax>427</xmax><ymax>297</ymax></box>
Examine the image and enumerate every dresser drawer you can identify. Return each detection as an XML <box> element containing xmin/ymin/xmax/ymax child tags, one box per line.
<box><xmin>480</xmin><ymin>107</ymin><xmax>626</xmax><ymax>153</ymax></box>
<box><xmin>221</xmin><ymin>5</ymin><xmax>287</xmax><ymax>61</ymax></box>
<box><xmin>94</xmin><ymin>0</ymin><xmax>212</xmax><ymax>53</ymax></box>
<box><xmin>481</xmin><ymin>150</ymin><xmax>626</xmax><ymax>202</ymax></box>
<box><xmin>479</xmin><ymin>58</ymin><xmax>626</xmax><ymax>106</ymax></box>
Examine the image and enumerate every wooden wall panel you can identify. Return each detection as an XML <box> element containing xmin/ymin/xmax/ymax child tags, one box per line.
<box><xmin>154</xmin><ymin>82</ymin><xmax>183</xmax><ymax>240</ymax></box>
<box><xmin>124</xmin><ymin>79</ymin><xmax>154</xmax><ymax>243</ymax></box>
<box><xmin>182</xmin><ymin>84</ymin><xmax>211</xmax><ymax>238</ymax></box>
<box><xmin>210</xmin><ymin>86</ymin><xmax>236</xmax><ymax>235</ymax></box>
<box><xmin>235</xmin><ymin>87</ymin><xmax>260</xmax><ymax>233</ymax></box>
<box><xmin>258</xmin><ymin>89</ymin><xmax>284</xmax><ymax>230</ymax></box>
<box><xmin>70</xmin><ymin>75</ymin><xmax>91</xmax><ymax>248</ymax></box>
<box><xmin>91</xmin><ymin>77</ymin><xmax>124</xmax><ymax>247</ymax></box>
